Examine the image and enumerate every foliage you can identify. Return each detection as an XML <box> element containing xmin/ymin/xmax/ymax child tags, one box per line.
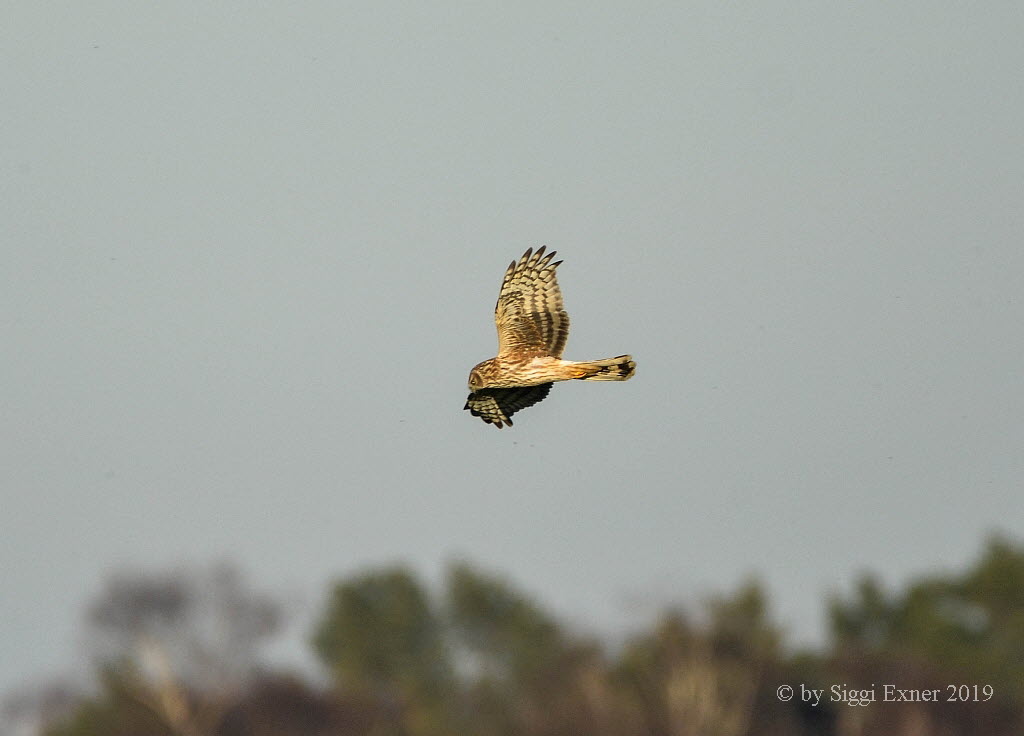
<box><xmin>87</xmin><ymin>562</ymin><xmax>283</xmax><ymax>691</ymax></box>
<box><xmin>613</xmin><ymin>580</ymin><xmax>785</xmax><ymax>736</ymax></box>
<box><xmin>312</xmin><ymin>566</ymin><xmax>452</xmax><ymax>701</ymax></box>
<box><xmin>829</xmin><ymin>535</ymin><xmax>1024</xmax><ymax>700</ymax></box>
<box><xmin>36</xmin><ymin>535</ymin><xmax>1024</xmax><ymax>736</ymax></box>
<box><xmin>446</xmin><ymin>561</ymin><xmax>566</xmax><ymax>682</ymax></box>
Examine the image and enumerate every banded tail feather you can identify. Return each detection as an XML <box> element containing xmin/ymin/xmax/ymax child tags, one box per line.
<box><xmin>570</xmin><ymin>355</ymin><xmax>636</xmax><ymax>381</ymax></box>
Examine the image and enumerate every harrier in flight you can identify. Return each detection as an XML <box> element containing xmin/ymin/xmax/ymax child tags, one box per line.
<box><xmin>465</xmin><ymin>247</ymin><xmax>636</xmax><ymax>428</ymax></box>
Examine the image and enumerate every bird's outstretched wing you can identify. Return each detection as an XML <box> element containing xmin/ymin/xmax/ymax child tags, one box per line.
<box><xmin>464</xmin><ymin>383</ymin><xmax>553</xmax><ymax>428</ymax></box>
<box><xmin>494</xmin><ymin>247</ymin><xmax>569</xmax><ymax>359</ymax></box>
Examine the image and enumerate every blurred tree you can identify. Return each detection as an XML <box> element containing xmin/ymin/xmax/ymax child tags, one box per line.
<box><xmin>828</xmin><ymin>535</ymin><xmax>1024</xmax><ymax>735</ymax></box>
<box><xmin>312</xmin><ymin>566</ymin><xmax>452</xmax><ymax>702</ymax></box>
<box><xmin>88</xmin><ymin>562</ymin><xmax>283</xmax><ymax>691</ymax></box>
<box><xmin>45</xmin><ymin>563</ymin><xmax>284</xmax><ymax>736</ymax></box>
<box><xmin>706</xmin><ymin>578</ymin><xmax>780</xmax><ymax>661</ymax></box>
<box><xmin>828</xmin><ymin>573</ymin><xmax>894</xmax><ymax>649</ymax></box>
<box><xmin>829</xmin><ymin>534</ymin><xmax>1024</xmax><ymax>700</ymax></box>
<box><xmin>614</xmin><ymin>579</ymin><xmax>780</xmax><ymax>736</ymax></box>
<box><xmin>45</xmin><ymin>666</ymin><xmax>190</xmax><ymax>736</ymax></box>
<box><xmin>45</xmin><ymin>671</ymin><xmax>389</xmax><ymax>736</ymax></box>
<box><xmin>615</xmin><ymin>611</ymin><xmax>695</xmax><ymax>736</ymax></box>
<box><xmin>215</xmin><ymin>675</ymin><xmax>383</xmax><ymax>736</ymax></box>
<box><xmin>445</xmin><ymin>561</ymin><xmax>612</xmax><ymax>736</ymax></box>
<box><xmin>3</xmin><ymin>680</ymin><xmax>81</xmax><ymax>736</ymax></box>
<box><xmin>36</xmin><ymin>539</ymin><xmax>1024</xmax><ymax>736</ymax></box>
<box><xmin>446</xmin><ymin>561</ymin><xmax>565</xmax><ymax>683</ymax></box>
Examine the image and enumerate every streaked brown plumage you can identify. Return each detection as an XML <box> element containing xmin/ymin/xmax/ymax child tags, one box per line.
<box><xmin>465</xmin><ymin>247</ymin><xmax>636</xmax><ymax>428</ymax></box>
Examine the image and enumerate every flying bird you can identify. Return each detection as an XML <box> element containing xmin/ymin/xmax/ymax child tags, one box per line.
<box><xmin>465</xmin><ymin>247</ymin><xmax>636</xmax><ymax>428</ymax></box>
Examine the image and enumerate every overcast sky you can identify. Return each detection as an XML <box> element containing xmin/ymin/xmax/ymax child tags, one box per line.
<box><xmin>3</xmin><ymin>3</ymin><xmax>1023</xmax><ymax>697</ymax></box>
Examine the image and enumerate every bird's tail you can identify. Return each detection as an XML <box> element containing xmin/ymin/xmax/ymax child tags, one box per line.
<box><xmin>569</xmin><ymin>355</ymin><xmax>636</xmax><ymax>381</ymax></box>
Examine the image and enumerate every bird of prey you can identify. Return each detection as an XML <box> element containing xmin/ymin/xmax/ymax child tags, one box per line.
<box><xmin>465</xmin><ymin>247</ymin><xmax>636</xmax><ymax>428</ymax></box>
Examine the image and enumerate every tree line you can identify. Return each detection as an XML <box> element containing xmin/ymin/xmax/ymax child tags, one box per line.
<box><xmin>10</xmin><ymin>534</ymin><xmax>1023</xmax><ymax>736</ymax></box>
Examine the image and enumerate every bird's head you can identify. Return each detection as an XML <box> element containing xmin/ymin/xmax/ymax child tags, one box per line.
<box><xmin>468</xmin><ymin>366</ymin><xmax>487</xmax><ymax>392</ymax></box>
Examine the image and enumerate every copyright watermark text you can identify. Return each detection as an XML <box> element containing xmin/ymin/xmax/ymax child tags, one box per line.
<box><xmin>776</xmin><ymin>683</ymin><xmax>994</xmax><ymax>707</ymax></box>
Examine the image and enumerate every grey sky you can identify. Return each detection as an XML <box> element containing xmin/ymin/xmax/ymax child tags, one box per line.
<box><xmin>3</xmin><ymin>3</ymin><xmax>1022</xmax><ymax>696</ymax></box>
